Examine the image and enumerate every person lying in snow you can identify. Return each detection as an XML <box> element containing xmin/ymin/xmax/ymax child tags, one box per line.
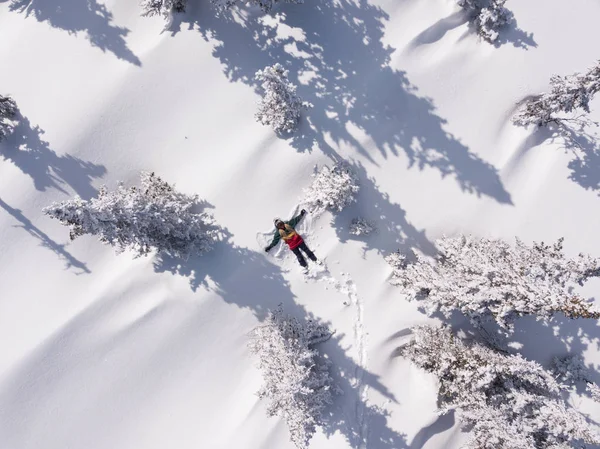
<box><xmin>264</xmin><ymin>209</ymin><xmax>320</xmax><ymax>270</ymax></box>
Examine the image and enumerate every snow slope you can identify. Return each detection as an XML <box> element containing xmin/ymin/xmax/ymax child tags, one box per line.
<box><xmin>1</xmin><ymin>0</ymin><xmax>600</xmax><ymax>448</ymax></box>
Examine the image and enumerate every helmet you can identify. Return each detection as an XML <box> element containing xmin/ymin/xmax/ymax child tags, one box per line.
<box><xmin>274</xmin><ymin>218</ymin><xmax>284</xmax><ymax>227</ymax></box>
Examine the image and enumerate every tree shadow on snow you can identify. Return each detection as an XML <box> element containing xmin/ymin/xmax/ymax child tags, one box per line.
<box><xmin>0</xmin><ymin>110</ymin><xmax>106</xmax><ymax>200</ymax></box>
<box><xmin>1</xmin><ymin>0</ymin><xmax>141</xmax><ymax>66</ymax></box>
<box><xmin>408</xmin><ymin>10</ymin><xmax>469</xmax><ymax>47</ymax></box>
<box><xmin>171</xmin><ymin>0</ymin><xmax>512</xmax><ymax>205</ymax></box>
<box><xmin>0</xmin><ymin>196</ymin><xmax>90</xmax><ymax>274</ymax></box>
<box><xmin>516</xmin><ymin>121</ymin><xmax>600</xmax><ymax>197</ymax></box>
<box><xmin>154</xmin><ymin>234</ymin><xmax>408</xmax><ymax>447</ymax></box>
<box><xmin>332</xmin><ymin>160</ymin><xmax>438</xmax><ymax>259</ymax></box>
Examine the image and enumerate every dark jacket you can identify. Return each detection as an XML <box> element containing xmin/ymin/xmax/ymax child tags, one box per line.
<box><xmin>265</xmin><ymin>212</ymin><xmax>305</xmax><ymax>251</ymax></box>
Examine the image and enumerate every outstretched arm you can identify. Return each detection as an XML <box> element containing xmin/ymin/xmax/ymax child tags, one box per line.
<box><xmin>265</xmin><ymin>231</ymin><xmax>281</xmax><ymax>252</ymax></box>
<box><xmin>287</xmin><ymin>209</ymin><xmax>307</xmax><ymax>228</ymax></box>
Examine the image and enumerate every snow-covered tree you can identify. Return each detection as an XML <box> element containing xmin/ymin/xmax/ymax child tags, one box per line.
<box><xmin>249</xmin><ymin>307</ymin><xmax>338</xmax><ymax>449</ymax></box>
<box><xmin>0</xmin><ymin>95</ymin><xmax>18</xmax><ymax>141</ymax></box>
<box><xmin>140</xmin><ymin>0</ymin><xmax>186</xmax><ymax>20</ymax></box>
<box><xmin>302</xmin><ymin>163</ymin><xmax>360</xmax><ymax>214</ymax></box>
<box><xmin>514</xmin><ymin>61</ymin><xmax>600</xmax><ymax>126</ymax></box>
<box><xmin>211</xmin><ymin>0</ymin><xmax>303</xmax><ymax>13</ymax></box>
<box><xmin>349</xmin><ymin>217</ymin><xmax>376</xmax><ymax>236</ymax></box>
<box><xmin>43</xmin><ymin>172</ymin><xmax>216</xmax><ymax>259</ymax></box>
<box><xmin>401</xmin><ymin>325</ymin><xmax>600</xmax><ymax>449</ymax></box>
<box><xmin>255</xmin><ymin>63</ymin><xmax>311</xmax><ymax>133</ymax></box>
<box><xmin>387</xmin><ymin>235</ymin><xmax>600</xmax><ymax>329</ymax></box>
<box><xmin>457</xmin><ymin>0</ymin><xmax>511</xmax><ymax>42</ymax></box>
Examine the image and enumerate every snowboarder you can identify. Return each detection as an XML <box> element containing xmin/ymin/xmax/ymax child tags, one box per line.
<box><xmin>264</xmin><ymin>209</ymin><xmax>319</xmax><ymax>270</ymax></box>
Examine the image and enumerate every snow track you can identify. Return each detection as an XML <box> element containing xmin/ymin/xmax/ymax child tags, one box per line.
<box><xmin>335</xmin><ymin>273</ymin><xmax>370</xmax><ymax>448</ymax></box>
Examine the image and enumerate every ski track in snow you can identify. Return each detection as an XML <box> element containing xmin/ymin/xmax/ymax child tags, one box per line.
<box><xmin>309</xmin><ymin>268</ymin><xmax>370</xmax><ymax>447</ymax></box>
<box><xmin>344</xmin><ymin>273</ymin><xmax>369</xmax><ymax>449</ymax></box>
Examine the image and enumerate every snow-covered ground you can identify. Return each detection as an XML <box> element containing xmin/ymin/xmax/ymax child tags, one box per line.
<box><xmin>1</xmin><ymin>0</ymin><xmax>600</xmax><ymax>448</ymax></box>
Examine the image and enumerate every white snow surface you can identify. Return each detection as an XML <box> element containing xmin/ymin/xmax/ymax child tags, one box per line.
<box><xmin>1</xmin><ymin>0</ymin><xmax>600</xmax><ymax>448</ymax></box>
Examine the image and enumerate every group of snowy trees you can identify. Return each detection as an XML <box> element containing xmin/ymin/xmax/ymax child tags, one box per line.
<box><xmin>386</xmin><ymin>235</ymin><xmax>600</xmax><ymax>329</ymax></box>
<box><xmin>389</xmin><ymin>235</ymin><xmax>600</xmax><ymax>447</ymax></box>
<box><xmin>514</xmin><ymin>60</ymin><xmax>600</xmax><ymax>127</ymax></box>
<box><xmin>249</xmin><ymin>307</ymin><xmax>338</xmax><ymax>448</ymax></box>
<box><xmin>457</xmin><ymin>0</ymin><xmax>511</xmax><ymax>43</ymax></box>
<box><xmin>301</xmin><ymin>163</ymin><xmax>360</xmax><ymax>214</ymax></box>
<box><xmin>255</xmin><ymin>64</ymin><xmax>311</xmax><ymax>134</ymax></box>
<box><xmin>44</xmin><ymin>172</ymin><xmax>217</xmax><ymax>259</ymax></box>
<box><xmin>139</xmin><ymin>0</ymin><xmax>304</xmax><ymax>19</ymax></box>
<box><xmin>402</xmin><ymin>326</ymin><xmax>600</xmax><ymax>448</ymax></box>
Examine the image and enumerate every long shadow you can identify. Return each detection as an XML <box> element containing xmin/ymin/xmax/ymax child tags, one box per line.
<box><xmin>558</xmin><ymin>124</ymin><xmax>600</xmax><ymax>194</ymax></box>
<box><xmin>409</xmin><ymin>411</ymin><xmax>455</xmax><ymax>449</ymax></box>
<box><xmin>0</xmin><ymin>197</ymin><xmax>90</xmax><ymax>274</ymax></box>
<box><xmin>408</xmin><ymin>10</ymin><xmax>468</xmax><ymax>47</ymax></box>
<box><xmin>2</xmin><ymin>0</ymin><xmax>141</xmax><ymax>66</ymax></box>
<box><xmin>0</xmin><ymin>111</ymin><xmax>106</xmax><ymax>199</ymax></box>
<box><xmin>332</xmin><ymin>160</ymin><xmax>437</xmax><ymax>259</ymax></box>
<box><xmin>154</xmin><ymin>234</ymin><xmax>407</xmax><ymax>447</ymax></box>
<box><xmin>172</xmin><ymin>0</ymin><xmax>512</xmax><ymax>205</ymax></box>
<box><xmin>516</xmin><ymin>121</ymin><xmax>600</xmax><ymax>196</ymax></box>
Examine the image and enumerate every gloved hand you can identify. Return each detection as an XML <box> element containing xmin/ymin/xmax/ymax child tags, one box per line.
<box><xmin>301</xmin><ymin>209</ymin><xmax>307</xmax><ymax>215</ymax></box>
<box><xmin>264</xmin><ymin>246</ymin><xmax>270</xmax><ymax>252</ymax></box>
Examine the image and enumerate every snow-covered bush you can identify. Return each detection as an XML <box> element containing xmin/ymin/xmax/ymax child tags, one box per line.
<box><xmin>387</xmin><ymin>235</ymin><xmax>600</xmax><ymax>329</ymax></box>
<box><xmin>249</xmin><ymin>307</ymin><xmax>338</xmax><ymax>449</ymax></box>
<box><xmin>302</xmin><ymin>163</ymin><xmax>359</xmax><ymax>214</ymax></box>
<box><xmin>211</xmin><ymin>0</ymin><xmax>303</xmax><ymax>13</ymax></box>
<box><xmin>457</xmin><ymin>0</ymin><xmax>511</xmax><ymax>42</ymax></box>
<box><xmin>255</xmin><ymin>63</ymin><xmax>311</xmax><ymax>133</ymax></box>
<box><xmin>140</xmin><ymin>0</ymin><xmax>186</xmax><ymax>20</ymax></box>
<box><xmin>349</xmin><ymin>217</ymin><xmax>376</xmax><ymax>236</ymax></box>
<box><xmin>43</xmin><ymin>172</ymin><xmax>216</xmax><ymax>259</ymax></box>
<box><xmin>514</xmin><ymin>61</ymin><xmax>600</xmax><ymax>126</ymax></box>
<box><xmin>402</xmin><ymin>325</ymin><xmax>600</xmax><ymax>449</ymax></box>
<box><xmin>0</xmin><ymin>95</ymin><xmax>18</xmax><ymax>141</ymax></box>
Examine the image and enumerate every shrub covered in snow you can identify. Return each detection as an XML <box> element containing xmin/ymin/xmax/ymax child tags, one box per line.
<box><xmin>349</xmin><ymin>217</ymin><xmax>376</xmax><ymax>236</ymax></box>
<box><xmin>254</xmin><ymin>63</ymin><xmax>311</xmax><ymax>133</ymax></box>
<box><xmin>0</xmin><ymin>94</ymin><xmax>18</xmax><ymax>141</ymax></box>
<box><xmin>457</xmin><ymin>0</ymin><xmax>511</xmax><ymax>42</ymax></box>
<box><xmin>43</xmin><ymin>172</ymin><xmax>216</xmax><ymax>259</ymax></box>
<box><xmin>387</xmin><ymin>235</ymin><xmax>600</xmax><ymax>329</ymax></box>
<box><xmin>140</xmin><ymin>0</ymin><xmax>186</xmax><ymax>20</ymax></box>
<box><xmin>211</xmin><ymin>0</ymin><xmax>303</xmax><ymax>13</ymax></box>
<box><xmin>514</xmin><ymin>61</ymin><xmax>600</xmax><ymax>127</ymax></box>
<box><xmin>249</xmin><ymin>307</ymin><xmax>338</xmax><ymax>449</ymax></box>
<box><xmin>302</xmin><ymin>163</ymin><xmax>359</xmax><ymax>214</ymax></box>
<box><xmin>401</xmin><ymin>325</ymin><xmax>600</xmax><ymax>449</ymax></box>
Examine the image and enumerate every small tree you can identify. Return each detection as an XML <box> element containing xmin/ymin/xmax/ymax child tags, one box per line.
<box><xmin>401</xmin><ymin>325</ymin><xmax>600</xmax><ymax>449</ymax></box>
<box><xmin>457</xmin><ymin>0</ymin><xmax>511</xmax><ymax>42</ymax></box>
<box><xmin>249</xmin><ymin>307</ymin><xmax>338</xmax><ymax>449</ymax></box>
<box><xmin>302</xmin><ymin>163</ymin><xmax>360</xmax><ymax>214</ymax></box>
<box><xmin>43</xmin><ymin>172</ymin><xmax>216</xmax><ymax>259</ymax></box>
<box><xmin>140</xmin><ymin>0</ymin><xmax>186</xmax><ymax>20</ymax></box>
<box><xmin>255</xmin><ymin>63</ymin><xmax>311</xmax><ymax>133</ymax></box>
<box><xmin>211</xmin><ymin>0</ymin><xmax>303</xmax><ymax>13</ymax></box>
<box><xmin>0</xmin><ymin>95</ymin><xmax>18</xmax><ymax>141</ymax></box>
<box><xmin>514</xmin><ymin>61</ymin><xmax>600</xmax><ymax>127</ymax></box>
<box><xmin>349</xmin><ymin>217</ymin><xmax>376</xmax><ymax>236</ymax></box>
<box><xmin>387</xmin><ymin>235</ymin><xmax>600</xmax><ymax>329</ymax></box>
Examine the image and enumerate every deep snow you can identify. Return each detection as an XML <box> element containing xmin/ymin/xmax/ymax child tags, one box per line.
<box><xmin>1</xmin><ymin>0</ymin><xmax>600</xmax><ymax>448</ymax></box>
